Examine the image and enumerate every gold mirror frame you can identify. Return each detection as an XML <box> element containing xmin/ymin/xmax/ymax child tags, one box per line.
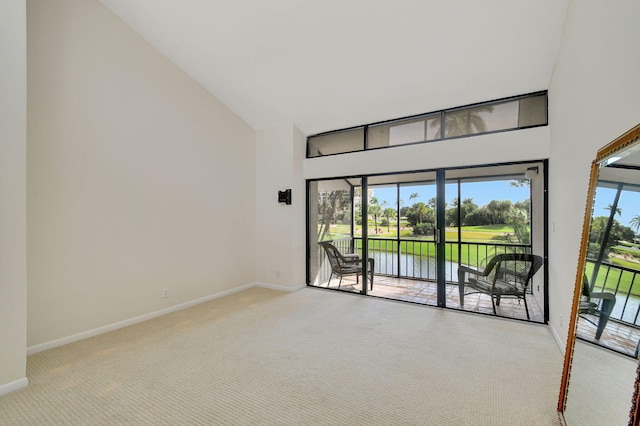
<box><xmin>558</xmin><ymin>123</ymin><xmax>640</xmax><ymax>424</ymax></box>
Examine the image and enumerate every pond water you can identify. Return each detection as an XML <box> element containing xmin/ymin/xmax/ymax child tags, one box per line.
<box><xmin>372</xmin><ymin>251</ymin><xmax>640</xmax><ymax>325</ymax></box>
<box><xmin>613</xmin><ymin>293</ymin><xmax>640</xmax><ymax>325</ymax></box>
<box><xmin>370</xmin><ymin>251</ymin><xmax>458</xmax><ymax>282</ymax></box>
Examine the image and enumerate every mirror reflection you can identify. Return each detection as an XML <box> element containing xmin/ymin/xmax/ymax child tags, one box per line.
<box><xmin>564</xmin><ymin>340</ymin><xmax>636</xmax><ymax>424</ymax></box>
<box><xmin>562</xmin><ymin>126</ymin><xmax>640</xmax><ymax>425</ymax></box>
<box><xmin>577</xmin><ymin>149</ymin><xmax>640</xmax><ymax>356</ymax></box>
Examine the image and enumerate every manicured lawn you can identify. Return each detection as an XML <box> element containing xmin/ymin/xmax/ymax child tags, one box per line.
<box><xmin>320</xmin><ymin>223</ymin><xmax>522</xmax><ymax>266</ymax></box>
<box><xmin>354</xmin><ymin>238</ymin><xmax>518</xmax><ymax>268</ymax></box>
<box><xmin>460</xmin><ymin>224</ymin><xmax>514</xmax><ymax>233</ymax></box>
<box><xmin>321</xmin><ymin>223</ymin><xmax>517</xmax><ymax>243</ymax></box>
<box><xmin>584</xmin><ymin>261</ymin><xmax>640</xmax><ymax>296</ymax></box>
<box><xmin>610</xmin><ymin>257</ymin><xmax>640</xmax><ymax>270</ymax></box>
<box><xmin>321</xmin><ymin>221</ymin><xmax>640</xmax><ymax>299</ymax></box>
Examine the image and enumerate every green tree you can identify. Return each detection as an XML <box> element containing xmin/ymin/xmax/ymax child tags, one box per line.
<box><xmin>369</xmin><ymin>197</ymin><xmax>382</xmax><ymax>234</ymax></box>
<box><xmin>589</xmin><ymin>216</ymin><xmax>608</xmax><ymax>245</ymax></box>
<box><xmin>605</xmin><ymin>204</ymin><xmax>622</xmax><ymax>217</ymax></box>
<box><xmin>400</xmin><ymin>206</ymin><xmax>411</xmax><ymax>218</ymax></box>
<box><xmin>514</xmin><ymin>199</ymin><xmax>530</xmax><ymax>213</ymax></box>
<box><xmin>485</xmin><ymin>200</ymin><xmax>513</xmax><ymax>225</ymax></box>
<box><xmin>507</xmin><ymin>206</ymin><xmax>530</xmax><ymax>244</ymax></box>
<box><xmin>446</xmin><ymin>199</ymin><xmax>459</xmax><ymax>226</ymax></box>
<box><xmin>460</xmin><ymin>198</ymin><xmax>479</xmax><ymax>225</ymax></box>
<box><xmin>317</xmin><ymin>190</ymin><xmax>349</xmax><ymax>241</ymax></box>
<box><xmin>509</xmin><ymin>179</ymin><xmax>530</xmax><ymax>188</ymax></box>
<box><xmin>446</xmin><ymin>197</ymin><xmax>479</xmax><ymax>226</ymax></box>
<box><xmin>590</xmin><ymin>216</ymin><xmax>636</xmax><ymax>258</ymax></box>
<box><xmin>412</xmin><ymin>223</ymin><xmax>434</xmax><ymax>236</ymax></box>
<box><xmin>407</xmin><ymin>202</ymin><xmax>428</xmax><ymax>226</ymax></box>
<box><xmin>383</xmin><ymin>207</ymin><xmax>397</xmax><ymax>232</ymax></box>
<box><xmin>465</xmin><ymin>208</ymin><xmax>491</xmax><ymax>226</ymax></box>
<box><xmin>630</xmin><ymin>215</ymin><xmax>640</xmax><ymax>236</ymax></box>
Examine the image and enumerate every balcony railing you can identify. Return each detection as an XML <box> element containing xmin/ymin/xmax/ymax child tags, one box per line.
<box><xmin>358</xmin><ymin>237</ymin><xmax>532</xmax><ymax>282</ymax></box>
<box><xmin>315</xmin><ymin>237</ymin><xmax>531</xmax><ymax>288</ymax></box>
<box><xmin>586</xmin><ymin>259</ymin><xmax>640</xmax><ymax>326</ymax></box>
<box><xmin>316</xmin><ymin>239</ymin><xmax>640</xmax><ymax>330</ymax></box>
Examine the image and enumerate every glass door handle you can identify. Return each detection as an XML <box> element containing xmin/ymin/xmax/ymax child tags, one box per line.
<box><xmin>434</xmin><ymin>228</ymin><xmax>440</xmax><ymax>243</ymax></box>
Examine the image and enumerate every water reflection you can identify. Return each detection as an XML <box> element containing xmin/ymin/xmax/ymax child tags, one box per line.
<box><xmin>370</xmin><ymin>250</ymin><xmax>457</xmax><ymax>282</ymax></box>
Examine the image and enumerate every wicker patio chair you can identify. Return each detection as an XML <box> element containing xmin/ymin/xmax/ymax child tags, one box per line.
<box><xmin>319</xmin><ymin>241</ymin><xmax>374</xmax><ymax>290</ymax></box>
<box><xmin>457</xmin><ymin>253</ymin><xmax>544</xmax><ymax>320</ymax></box>
<box><xmin>579</xmin><ymin>273</ymin><xmax>616</xmax><ymax>340</ymax></box>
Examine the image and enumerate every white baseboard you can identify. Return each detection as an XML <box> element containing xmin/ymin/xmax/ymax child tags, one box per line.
<box><xmin>0</xmin><ymin>377</ymin><xmax>28</xmax><ymax>397</ymax></box>
<box><xmin>550</xmin><ymin>324</ymin><xmax>567</xmax><ymax>356</ymax></box>
<box><xmin>253</xmin><ymin>281</ymin><xmax>306</xmax><ymax>292</ymax></box>
<box><xmin>27</xmin><ymin>282</ymin><xmax>297</xmax><ymax>356</ymax></box>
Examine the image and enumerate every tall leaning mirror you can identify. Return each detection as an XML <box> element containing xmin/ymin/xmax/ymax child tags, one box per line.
<box><xmin>558</xmin><ymin>123</ymin><xmax>640</xmax><ymax>425</ymax></box>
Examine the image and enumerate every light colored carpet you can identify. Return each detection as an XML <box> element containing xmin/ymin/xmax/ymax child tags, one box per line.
<box><xmin>0</xmin><ymin>287</ymin><xmax>563</xmax><ymax>425</ymax></box>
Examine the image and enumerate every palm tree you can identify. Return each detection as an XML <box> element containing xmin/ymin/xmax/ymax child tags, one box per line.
<box><xmin>383</xmin><ymin>207</ymin><xmax>397</xmax><ymax>232</ymax></box>
<box><xmin>630</xmin><ymin>215</ymin><xmax>640</xmax><ymax>237</ymax></box>
<box><xmin>412</xmin><ymin>202</ymin><xmax>428</xmax><ymax>224</ymax></box>
<box><xmin>427</xmin><ymin>197</ymin><xmax>436</xmax><ymax>209</ymax></box>
<box><xmin>369</xmin><ymin>197</ymin><xmax>381</xmax><ymax>234</ymax></box>
<box><xmin>431</xmin><ymin>106</ymin><xmax>494</xmax><ymax>138</ymax></box>
<box><xmin>605</xmin><ymin>204</ymin><xmax>622</xmax><ymax>216</ymax></box>
<box><xmin>507</xmin><ymin>206</ymin><xmax>530</xmax><ymax>244</ymax></box>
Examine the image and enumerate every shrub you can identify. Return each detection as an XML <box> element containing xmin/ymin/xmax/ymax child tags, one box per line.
<box><xmin>587</xmin><ymin>242</ymin><xmax>601</xmax><ymax>259</ymax></box>
<box><xmin>412</xmin><ymin>223</ymin><xmax>434</xmax><ymax>236</ymax></box>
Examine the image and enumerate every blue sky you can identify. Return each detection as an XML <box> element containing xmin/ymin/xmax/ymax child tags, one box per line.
<box><xmin>593</xmin><ymin>186</ymin><xmax>640</xmax><ymax>230</ymax></box>
<box><xmin>371</xmin><ymin>180</ymin><xmax>530</xmax><ymax>210</ymax></box>
<box><xmin>370</xmin><ymin>181</ymin><xmax>640</xmax><ymax>233</ymax></box>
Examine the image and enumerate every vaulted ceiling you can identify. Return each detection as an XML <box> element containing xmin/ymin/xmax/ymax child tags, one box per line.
<box><xmin>98</xmin><ymin>0</ymin><xmax>569</xmax><ymax>135</ymax></box>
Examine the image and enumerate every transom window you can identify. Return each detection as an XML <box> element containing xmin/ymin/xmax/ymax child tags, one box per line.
<box><xmin>307</xmin><ymin>91</ymin><xmax>547</xmax><ymax>158</ymax></box>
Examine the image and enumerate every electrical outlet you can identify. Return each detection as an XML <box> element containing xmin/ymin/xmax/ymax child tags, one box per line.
<box><xmin>276</xmin><ymin>270</ymin><xmax>280</xmax><ymax>278</ymax></box>
<box><xmin>162</xmin><ymin>288</ymin><xmax>169</xmax><ymax>298</ymax></box>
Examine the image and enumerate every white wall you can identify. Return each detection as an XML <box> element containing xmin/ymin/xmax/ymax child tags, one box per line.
<box><xmin>27</xmin><ymin>0</ymin><xmax>256</xmax><ymax>349</ymax></box>
<box><xmin>0</xmin><ymin>0</ymin><xmax>28</xmax><ymax>395</ymax></box>
<box><xmin>255</xmin><ymin>125</ymin><xmax>306</xmax><ymax>290</ymax></box>
<box><xmin>548</xmin><ymin>0</ymin><xmax>640</xmax><ymax>350</ymax></box>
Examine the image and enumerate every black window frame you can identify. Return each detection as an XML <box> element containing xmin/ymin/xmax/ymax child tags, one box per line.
<box><xmin>306</xmin><ymin>91</ymin><xmax>548</xmax><ymax>159</ymax></box>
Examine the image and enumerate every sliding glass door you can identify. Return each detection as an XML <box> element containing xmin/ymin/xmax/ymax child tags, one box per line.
<box><xmin>308</xmin><ymin>177</ymin><xmax>365</xmax><ymax>294</ymax></box>
<box><xmin>364</xmin><ymin>172</ymin><xmax>442</xmax><ymax>303</ymax></box>
<box><xmin>307</xmin><ymin>162</ymin><xmax>547</xmax><ymax>323</ymax></box>
<box><xmin>445</xmin><ymin>165</ymin><xmax>544</xmax><ymax>321</ymax></box>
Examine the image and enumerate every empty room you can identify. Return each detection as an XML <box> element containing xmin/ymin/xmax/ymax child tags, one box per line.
<box><xmin>2</xmin><ymin>0</ymin><xmax>640</xmax><ymax>424</ymax></box>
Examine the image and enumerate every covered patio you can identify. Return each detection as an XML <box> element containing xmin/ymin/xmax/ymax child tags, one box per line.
<box><xmin>316</xmin><ymin>274</ymin><xmax>544</xmax><ymax>323</ymax></box>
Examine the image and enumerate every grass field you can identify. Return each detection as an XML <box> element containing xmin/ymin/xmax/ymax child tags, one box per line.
<box><xmin>584</xmin><ymin>261</ymin><xmax>640</xmax><ymax>296</ymax></box>
<box><xmin>319</xmin><ymin>222</ymin><xmax>522</xmax><ymax>267</ymax></box>
<box><xmin>320</xmin><ymin>222</ymin><xmax>640</xmax><ymax>298</ymax></box>
<box><xmin>321</xmin><ymin>223</ymin><xmax>518</xmax><ymax>244</ymax></box>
